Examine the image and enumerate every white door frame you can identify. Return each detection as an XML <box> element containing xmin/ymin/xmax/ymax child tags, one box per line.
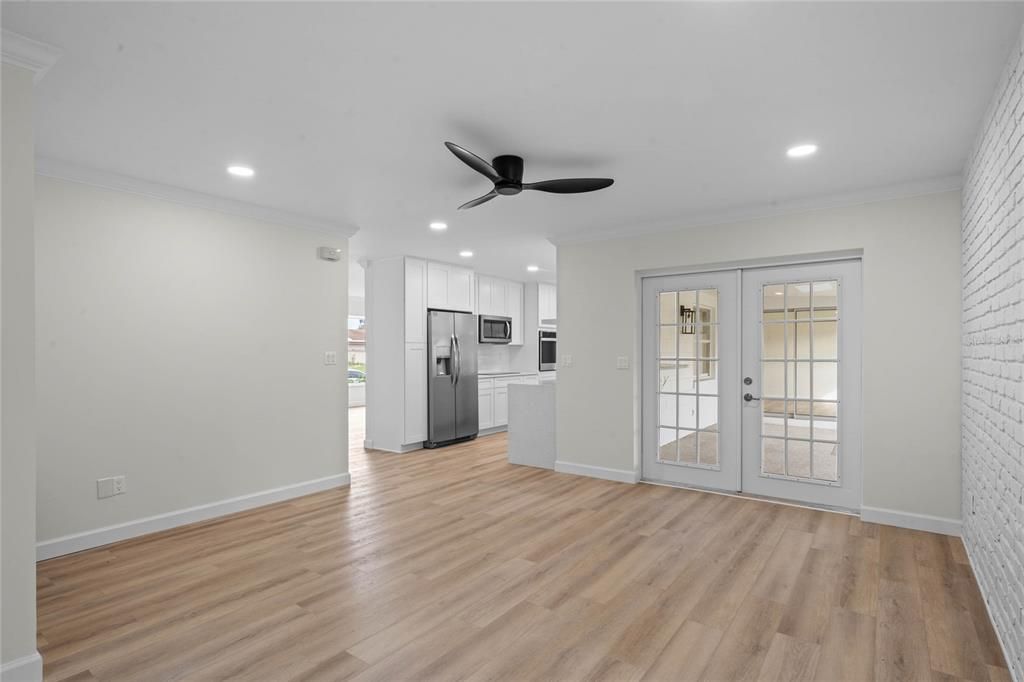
<box><xmin>638</xmin><ymin>254</ymin><xmax>863</xmax><ymax>512</ymax></box>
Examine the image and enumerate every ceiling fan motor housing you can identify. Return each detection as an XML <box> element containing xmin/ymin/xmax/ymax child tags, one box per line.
<box><xmin>492</xmin><ymin>155</ymin><xmax>524</xmax><ymax>194</ymax></box>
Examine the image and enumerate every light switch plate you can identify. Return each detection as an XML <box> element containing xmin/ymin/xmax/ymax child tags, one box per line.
<box><xmin>324</xmin><ymin>351</ymin><xmax>338</xmax><ymax>366</ymax></box>
<box><xmin>561</xmin><ymin>354</ymin><xmax>573</xmax><ymax>368</ymax></box>
<box><xmin>616</xmin><ymin>356</ymin><xmax>630</xmax><ymax>369</ymax></box>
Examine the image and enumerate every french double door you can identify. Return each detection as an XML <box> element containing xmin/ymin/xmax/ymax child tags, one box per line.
<box><xmin>640</xmin><ymin>260</ymin><xmax>862</xmax><ymax>510</ymax></box>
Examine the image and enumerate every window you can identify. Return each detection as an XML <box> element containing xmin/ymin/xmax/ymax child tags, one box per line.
<box><xmin>698</xmin><ymin>306</ymin><xmax>715</xmax><ymax>378</ymax></box>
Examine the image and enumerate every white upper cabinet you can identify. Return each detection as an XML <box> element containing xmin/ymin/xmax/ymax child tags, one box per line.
<box><xmin>427</xmin><ymin>261</ymin><xmax>474</xmax><ymax>312</ymax></box>
<box><xmin>404</xmin><ymin>258</ymin><xmax>427</xmax><ymax>344</ymax></box>
<box><xmin>477</xmin><ymin>275</ymin><xmax>525</xmax><ymax>345</ymax></box>
<box><xmin>539</xmin><ymin>282</ymin><xmax>557</xmax><ymax>327</ymax></box>
<box><xmin>508</xmin><ymin>282</ymin><xmax>524</xmax><ymax>345</ymax></box>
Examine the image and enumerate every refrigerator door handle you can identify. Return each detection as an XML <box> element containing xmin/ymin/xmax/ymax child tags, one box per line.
<box><xmin>450</xmin><ymin>333</ymin><xmax>457</xmax><ymax>385</ymax></box>
<box><xmin>453</xmin><ymin>333</ymin><xmax>461</xmax><ymax>385</ymax></box>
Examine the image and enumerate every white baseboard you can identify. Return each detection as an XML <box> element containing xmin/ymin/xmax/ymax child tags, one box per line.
<box><xmin>0</xmin><ymin>651</ymin><xmax>42</xmax><ymax>682</ymax></box>
<box><xmin>554</xmin><ymin>460</ymin><xmax>640</xmax><ymax>484</ymax></box>
<box><xmin>860</xmin><ymin>505</ymin><xmax>962</xmax><ymax>536</ymax></box>
<box><xmin>36</xmin><ymin>473</ymin><xmax>351</xmax><ymax>561</ymax></box>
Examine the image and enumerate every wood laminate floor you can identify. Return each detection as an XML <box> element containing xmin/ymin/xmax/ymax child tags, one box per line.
<box><xmin>37</xmin><ymin>407</ymin><xmax>1008</xmax><ymax>681</ymax></box>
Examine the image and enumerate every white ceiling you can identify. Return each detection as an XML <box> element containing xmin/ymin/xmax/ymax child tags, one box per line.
<box><xmin>4</xmin><ymin>2</ymin><xmax>1022</xmax><ymax>288</ymax></box>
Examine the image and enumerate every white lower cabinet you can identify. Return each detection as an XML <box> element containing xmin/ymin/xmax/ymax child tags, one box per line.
<box><xmin>404</xmin><ymin>343</ymin><xmax>427</xmax><ymax>443</ymax></box>
<box><xmin>478</xmin><ymin>378</ymin><xmax>494</xmax><ymax>429</ymax></box>
<box><xmin>494</xmin><ymin>387</ymin><xmax>509</xmax><ymax>425</ymax></box>
<box><xmin>478</xmin><ymin>375</ymin><xmax>537</xmax><ymax>430</ymax></box>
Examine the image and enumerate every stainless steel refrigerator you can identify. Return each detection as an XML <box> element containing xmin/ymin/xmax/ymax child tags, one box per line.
<box><xmin>425</xmin><ymin>309</ymin><xmax>479</xmax><ymax>448</ymax></box>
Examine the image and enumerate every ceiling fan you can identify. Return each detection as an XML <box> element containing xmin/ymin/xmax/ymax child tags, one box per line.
<box><xmin>444</xmin><ymin>142</ymin><xmax>614</xmax><ymax>210</ymax></box>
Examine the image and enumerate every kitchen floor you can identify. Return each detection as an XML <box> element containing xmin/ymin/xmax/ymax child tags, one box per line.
<box><xmin>35</xmin><ymin>406</ymin><xmax>1007</xmax><ymax>680</ymax></box>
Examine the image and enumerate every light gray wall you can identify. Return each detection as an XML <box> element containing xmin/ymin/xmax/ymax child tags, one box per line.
<box><xmin>961</xmin><ymin>24</ymin><xmax>1024</xmax><ymax>680</ymax></box>
<box><xmin>556</xmin><ymin>190</ymin><xmax>962</xmax><ymax>521</ymax></box>
<box><xmin>34</xmin><ymin>176</ymin><xmax>349</xmax><ymax>543</ymax></box>
<box><xmin>1</xmin><ymin>62</ymin><xmax>40</xmax><ymax>674</ymax></box>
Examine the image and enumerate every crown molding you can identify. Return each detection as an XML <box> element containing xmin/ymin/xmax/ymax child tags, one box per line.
<box><xmin>2</xmin><ymin>29</ymin><xmax>62</xmax><ymax>82</ymax></box>
<box><xmin>36</xmin><ymin>157</ymin><xmax>359</xmax><ymax>238</ymax></box>
<box><xmin>548</xmin><ymin>174</ymin><xmax>962</xmax><ymax>247</ymax></box>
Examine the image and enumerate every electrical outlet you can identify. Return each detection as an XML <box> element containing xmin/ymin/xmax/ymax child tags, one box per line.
<box><xmin>324</xmin><ymin>351</ymin><xmax>338</xmax><ymax>366</ymax></box>
<box><xmin>616</xmin><ymin>356</ymin><xmax>630</xmax><ymax>370</ymax></box>
<box><xmin>97</xmin><ymin>476</ymin><xmax>126</xmax><ymax>499</ymax></box>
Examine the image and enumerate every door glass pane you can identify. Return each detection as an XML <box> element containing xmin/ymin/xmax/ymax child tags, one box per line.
<box><xmin>659</xmin><ymin>326</ymin><xmax>677</xmax><ymax>359</ymax></box>
<box><xmin>762</xmin><ymin>362</ymin><xmax>785</xmax><ymax>398</ymax></box>
<box><xmin>812</xmin><ymin>417</ymin><xmax>838</xmax><ymax>442</ymax></box>
<box><xmin>813</xmin><ymin>442</ymin><xmax>839</xmax><ymax>481</ymax></box>
<box><xmin>679</xmin><ymin>291</ymin><xmax>697</xmax><ymax>334</ymax></box>
<box><xmin>813</xmin><ymin>362</ymin><xmax>838</xmax><ymax>400</ymax></box>
<box><xmin>698</xmin><ymin>429</ymin><xmax>719</xmax><ymax>466</ymax></box>
<box><xmin>787</xmin><ymin>440</ymin><xmax>812</xmax><ymax>478</ymax></box>
<box><xmin>659</xmin><ymin>394</ymin><xmax>676</xmax><ymax>427</ymax></box>
<box><xmin>760</xmin><ymin>279</ymin><xmax>841</xmax><ymax>485</ymax></box>
<box><xmin>697</xmin><ymin>360</ymin><xmax>718</xmax><ymax>386</ymax></box>
<box><xmin>678</xmin><ymin>429</ymin><xmax>698</xmax><ymax>464</ymax></box>
<box><xmin>763</xmin><ymin>324</ymin><xmax>785</xmax><ymax>360</ymax></box>
<box><xmin>762</xmin><ymin>438</ymin><xmax>786</xmax><ymax>474</ymax></box>
<box><xmin>659</xmin><ymin>428</ymin><xmax>678</xmax><ymax>462</ymax></box>
<box><xmin>659</xmin><ymin>360</ymin><xmax>678</xmax><ymax>393</ymax></box>
<box><xmin>791</xmin><ymin>362</ymin><xmax>810</xmax><ymax>399</ymax></box>
<box><xmin>788</xmin><ymin>412</ymin><xmax>811</xmax><ymax>440</ymax></box>
<box><xmin>678</xmin><ymin>332</ymin><xmax>697</xmax><ymax>360</ymax></box>
<box><xmin>677</xmin><ymin>395</ymin><xmax>697</xmax><ymax>430</ymax></box>
<box><xmin>786</xmin><ymin>282</ymin><xmax>811</xmax><ymax>319</ymax></box>
<box><xmin>812</xmin><ymin>281</ymin><xmax>838</xmax><ymax>318</ymax></box>
<box><xmin>698</xmin><ymin>395</ymin><xmax>719</xmax><ymax>431</ymax></box>
<box><xmin>794</xmin><ymin>322</ymin><xmax>811</xmax><ymax>359</ymax></box>
<box><xmin>678</xmin><ymin>364</ymin><xmax>698</xmax><ymax>394</ymax></box>
<box><xmin>814</xmin><ymin>321</ymin><xmax>838</xmax><ymax>359</ymax></box>
<box><xmin>659</xmin><ymin>292</ymin><xmax>677</xmax><ymax>324</ymax></box>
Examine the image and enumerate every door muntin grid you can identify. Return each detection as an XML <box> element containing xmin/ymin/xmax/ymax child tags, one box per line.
<box><xmin>760</xmin><ymin>280</ymin><xmax>840</xmax><ymax>484</ymax></box>
<box><xmin>658</xmin><ymin>288</ymin><xmax>719</xmax><ymax>469</ymax></box>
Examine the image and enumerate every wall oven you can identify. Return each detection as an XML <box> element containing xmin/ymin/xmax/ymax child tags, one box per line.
<box><xmin>539</xmin><ymin>330</ymin><xmax>557</xmax><ymax>371</ymax></box>
<box><xmin>478</xmin><ymin>314</ymin><xmax>512</xmax><ymax>344</ymax></box>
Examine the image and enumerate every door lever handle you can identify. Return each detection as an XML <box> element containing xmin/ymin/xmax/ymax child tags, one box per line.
<box><xmin>743</xmin><ymin>393</ymin><xmax>760</xmax><ymax>402</ymax></box>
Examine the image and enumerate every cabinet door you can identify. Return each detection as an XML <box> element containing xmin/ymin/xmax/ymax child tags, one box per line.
<box><xmin>478</xmin><ymin>389</ymin><xmax>494</xmax><ymax>429</ymax></box>
<box><xmin>427</xmin><ymin>262</ymin><xmax>449</xmax><ymax>309</ymax></box>
<box><xmin>477</xmin><ymin>275</ymin><xmax>493</xmax><ymax>315</ymax></box>
<box><xmin>404</xmin><ymin>343</ymin><xmax>427</xmax><ymax>443</ymax></box>
<box><xmin>508</xmin><ymin>282</ymin><xmax>524</xmax><ymax>345</ymax></box>
<box><xmin>539</xmin><ymin>283</ymin><xmax>557</xmax><ymax>326</ymax></box>
<box><xmin>494</xmin><ymin>387</ymin><xmax>509</xmax><ymax>426</ymax></box>
<box><xmin>449</xmin><ymin>267</ymin><xmax>474</xmax><ymax>312</ymax></box>
<box><xmin>404</xmin><ymin>258</ymin><xmax>426</xmax><ymax>344</ymax></box>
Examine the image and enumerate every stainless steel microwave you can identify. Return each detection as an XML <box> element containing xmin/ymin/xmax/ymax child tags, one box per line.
<box><xmin>539</xmin><ymin>330</ymin><xmax>557</xmax><ymax>371</ymax></box>
<box><xmin>478</xmin><ymin>315</ymin><xmax>512</xmax><ymax>344</ymax></box>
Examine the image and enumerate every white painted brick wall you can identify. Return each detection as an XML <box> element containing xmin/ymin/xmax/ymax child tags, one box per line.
<box><xmin>963</xmin><ymin>25</ymin><xmax>1024</xmax><ymax>682</ymax></box>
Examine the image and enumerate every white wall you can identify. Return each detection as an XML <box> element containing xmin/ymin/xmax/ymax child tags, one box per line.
<box><xmin>1</xmin><ymin>62</ymin><xmax>41</xmax><ymax>678</ymax></box>
<box><xmin>34</xmin><ymin>176</ymin><xmax>349</xmax><ymax>547</ymax></box>
<box><xmin>961</xmin><ymin>24</ymin><xmax>1024</xmax><ymax>680</ymax></box>
<box><xmin>556</xmin><ymin>190</ymin><xmax>962</xmax><ymax>522</ymax></box>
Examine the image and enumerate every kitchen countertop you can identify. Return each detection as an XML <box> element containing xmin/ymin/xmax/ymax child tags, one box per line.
<box><xmin>478</xmin><ymin>371</ymin><xmax>538</xmax><ymax>376</ymax></box>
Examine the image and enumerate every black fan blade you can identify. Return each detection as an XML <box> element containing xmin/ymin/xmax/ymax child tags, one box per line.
<box><xmin>523</xmin><ymin>178</ymin><xmax>614</xmax><ymax>194</ymax></box>
<box><xmin>458</xmin><ymin>190</ymin><xmax>498</xmax><ymax>210</ymax></box>
<box><xmin>445</xmin><ymin>142</ymin><xmax>501</xmax><ymax>182</ymax></box>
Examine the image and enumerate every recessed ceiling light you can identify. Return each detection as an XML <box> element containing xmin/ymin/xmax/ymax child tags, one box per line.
<box><xmin>527</xmin><ymin>265</ymin><xmax>539</xmax><ymax>272</ymax></box>
<box><xmin>227</xmin><ymin>165</ymin><xmax>255</xmax><ymax>178</ymax></box>
<box><xmin>459</xmin><ymin>250</ymin><xmax>473</xmax><ymax>258</ymax></box>
<box><xmin>429</xmin><ymin>221</ymin><xmax>448</xmax><ymax>231</ymax></box>
<box><xmin>786</xmin><ymin>144</ymin><xmax>818</xmax><ymax>159</ymax></box>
